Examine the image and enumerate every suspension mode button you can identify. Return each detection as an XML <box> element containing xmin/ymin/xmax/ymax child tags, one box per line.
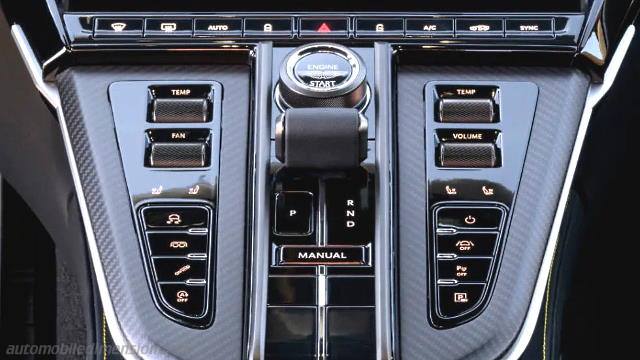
<box><xmin>142</xmin><ymin>206</ymin><xmax>210</xmax><ymax>230</ymax></box>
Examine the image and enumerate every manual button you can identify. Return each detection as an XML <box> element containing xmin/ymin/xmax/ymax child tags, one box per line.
<box><xmin>194</xmin><ymin>18</ymin><xmax>242</xmax><ymax>37</ymax></box>
<box><xmin>278</xmin><ymin>246</ymin><xmax>367</xmax><ymax>266</ymax></box>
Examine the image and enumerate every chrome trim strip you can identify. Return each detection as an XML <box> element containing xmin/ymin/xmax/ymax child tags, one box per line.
<box><xmin>373</xmin><ymin>43</ymin><xmax>395</xmax><ymax>360</ymax></box>
<box><xmin>11</xmin><ymin>25</ymin><xmax>140</xmax><ymax>360</ymax></box>
<box><xmin>504</xmin><ymin>25</ymin><xmax>635</xmax><ymax>360</ymax></box>
<box><xmin>246</xmin><ymin>42</ymin><xmax>273</xmax><ymax>360</ymax></box>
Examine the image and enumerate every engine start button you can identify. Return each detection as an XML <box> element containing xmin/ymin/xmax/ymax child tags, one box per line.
<box><xmin>279</xmin><ymin>43</ymin><xmax>367</xmax><ymax>108</ymax></box>
<box><xmin>293</xmin><ymin>52</ymin><xmax>353</xmax><ymax>90</ymax></box>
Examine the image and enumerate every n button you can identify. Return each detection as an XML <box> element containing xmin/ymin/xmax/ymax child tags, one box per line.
<box><xmin>274</xmin><ymin>191</ymin><xmax>313</xmax><ymax>235</ymax></box>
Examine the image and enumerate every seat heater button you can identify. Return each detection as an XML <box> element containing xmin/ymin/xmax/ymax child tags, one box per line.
<box><xmin>274</xmin><ymin>191</ymin><xmax>314</xmax><ymax>235</ymax></box>
<box><xmin>437</xmin><ymin>207</ymin><xmax>503</xmax><ymax>230</ymax></box>
<box><xmin>142</xmin><ymin>206</ymin><xmax>209</xmax><ymax>229</ymax></box>
<box><xmin>437</xmin><ymin>258</ymin><xmax>492</xmax><ymax>282</ymax></box>
<box><xmin>159</xmin><ymin>283</ymin><xmax>206</xmax><ymax>317</ymax></box>
<box><xmin>153</xmin><ymin>258</ymin><xmax>207</xmax><ymax>282</ymax></box>
<box><xmin>438</xmin><ymin>283</ymin><xmax>485</xmax><ymax>318</ymax></box>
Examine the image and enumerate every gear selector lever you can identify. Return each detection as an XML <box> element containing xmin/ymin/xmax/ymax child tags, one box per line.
<box><xmin>275</xmin><ymin>107</ymin><xmax>367</xmax><ymax>169</ymax></box>
<box><xmin>275</xmin><ymin>43</ymin><xmax>369</xmax><ymax>169</ymax></box>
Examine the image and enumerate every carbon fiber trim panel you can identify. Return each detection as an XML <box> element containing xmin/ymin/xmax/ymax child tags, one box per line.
<box><xmin>397</xmin><ymin>66</ymin><xmax>589</xmax><ymax>360</ymax></box>
<box><xmin>57</xmin><ymin>65</ymin><xmax>250</xmax><ymax>360</ymax></box>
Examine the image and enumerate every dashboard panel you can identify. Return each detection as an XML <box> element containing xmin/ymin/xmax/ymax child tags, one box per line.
<box><xmin>0</xmin><ymin>0</ymin><xmax>628</xmax><ymax>359</ymax></box>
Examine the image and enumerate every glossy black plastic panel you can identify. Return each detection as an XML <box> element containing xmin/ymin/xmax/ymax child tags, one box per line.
<box><xmin>425</xmin><ymin>80</ymin><xmax>538</xmax><ymax>327</ymax></box>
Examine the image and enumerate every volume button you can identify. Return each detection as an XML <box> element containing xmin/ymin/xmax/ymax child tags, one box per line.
<box><xmin>438</xmin><ymin>142</ymin><xmax>497</xmax><ymax>168</ymax></box>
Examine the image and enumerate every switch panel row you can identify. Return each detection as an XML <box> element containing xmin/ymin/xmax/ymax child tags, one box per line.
<box><xmin>425</xmin><ymin>80</ymin><xmax>538</xmax><ymax>328</ymax></box>
<box><xmin>110</xmin><ymin>81</ymin><xmax>224</xmax><ymax>327</ymax></box>
<box><xmin>138</xmin><ymin>203</ymin><xmax>215</xmax><ymax>327</ymax></box>
<box><xmin>431</xmin><ymin>203</ymin><xmax>506</xmax><ymax>322</ymax></box>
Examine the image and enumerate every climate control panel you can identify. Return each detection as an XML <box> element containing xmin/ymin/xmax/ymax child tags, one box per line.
<box><xmin>109</xmin><ymin>81</ymin><xmax>223</xmax><ymax>327</ymax></box>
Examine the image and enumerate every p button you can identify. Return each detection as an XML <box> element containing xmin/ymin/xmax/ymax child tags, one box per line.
<box><xmin>274</xmin><ymin>191</ymin><xmax>313</xmax><ymax>235</ymax></box>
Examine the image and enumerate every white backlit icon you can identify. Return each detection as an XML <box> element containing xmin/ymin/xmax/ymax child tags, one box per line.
<box><xmin>464</xmin><ymin>215</ymin><xmax>477</xmax><ymax>225</ymax></box>
<box><xmin>110</xmin><ymin>22</ymin><xmax>127</xmax><ymax>32</ymax></box>
<box><xmin>454</xmin><ymin>292</ymin><xmax>469</xmax><ymax>303</ymax></box>
<box><xmin>188</xmin><ymin>185</ymin><xmax>200</xmax><ymax>195</ymax></box>
<box><xmin>455</xmin><ymin>240</ymin><xmax>474</xmax><ymax>251</ymax></box>
<box><xmin>263</xmin><ymin>23</ymin><xmax>273</xmax><ymax>32</ymax></box>
<box><xmin>176</xmin><ymin>290</ymin><xmax>189</xmax><ymax>303</ymax></box>
<box><xmin>174</xmin><ymin>265</ymin><xmax>191</xmax><ymax>276</ymax></box>
<box><xmin>445</xmin><ymin>185</ymin><xmax>457</xmax><ymax>195</ymax></box>
<box><xmin>166</xmin><ymin>214</ymin><xmax>182</xmax><ymax>225</ymax></box>
<box><xmin>151</xmin><ymin>185</ymin><xmax>163</xmax><ymax>195</ymax></box>
<box><xmin>482</xmin><ymin>186</ymin><xmax>495</xmax><ymax>196</ymax></box>
<box><xmin>469</xmin><ymin>24</ymin><xmax>491</xmax><ymax>32</ymax></box>
<box><xmin>160</xmin><ymin>23</ymin><xmax>178</xmax><ymax>32</ymax></box>
<box><xmin>169</xmin><ymin>241</ymin><xmax>188</xmax><ymax>249</ymax></box>
<box><xmin>375</xmin><ymin>23</ymin><xmax>385</xmax><ymax>32</ymax></box>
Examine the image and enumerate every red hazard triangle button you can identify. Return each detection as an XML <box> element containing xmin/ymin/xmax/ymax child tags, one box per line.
<box><xmin>299</xmin><ymin>19</ymin><xmax>348</xmax><ymax>37</ymax></box>
<box><xmin>316</xmin><ymin>22</ymin><xmax>332</xmax><ymax>33</ymax></box>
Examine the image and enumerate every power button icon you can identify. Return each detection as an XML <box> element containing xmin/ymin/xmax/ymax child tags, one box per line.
<box><xmin>464</xmin><ymin>215</ymin><xmax>477</xmax><ymax>225</ymax></box>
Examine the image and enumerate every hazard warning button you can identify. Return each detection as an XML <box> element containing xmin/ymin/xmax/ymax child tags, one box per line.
<box><xmin>299</xmin><ymin>18</ymin><xmax>349</xmax><ymax>38</ymax></box>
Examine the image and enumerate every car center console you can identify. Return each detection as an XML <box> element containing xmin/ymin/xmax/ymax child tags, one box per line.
<box><xmin>4</xmin><ymin>0</ymin><xmax>635</xmax><ymax>359</ymax></box>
